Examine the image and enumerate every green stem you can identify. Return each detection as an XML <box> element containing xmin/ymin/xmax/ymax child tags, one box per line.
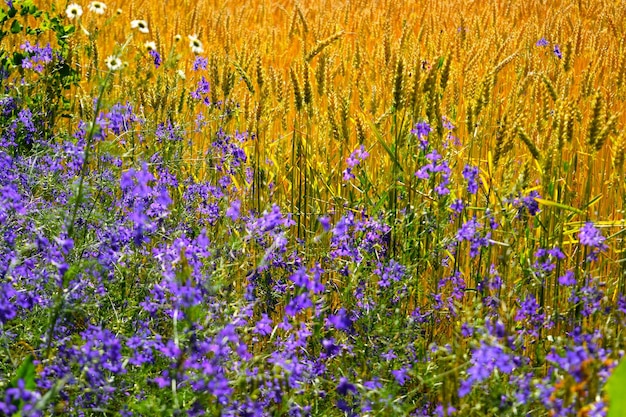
<box><xmin>44</xmin><ymin>70</ymin><xmax>112</xmax><ymax>359</ymax></box>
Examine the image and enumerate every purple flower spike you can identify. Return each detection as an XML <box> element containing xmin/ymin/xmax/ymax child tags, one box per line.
<box><xmin>579</xmin><ymin>222</ymin><xmax>609</xmax><ymax>261</ymax></box>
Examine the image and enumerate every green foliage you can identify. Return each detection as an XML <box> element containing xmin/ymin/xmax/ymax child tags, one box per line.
<box><xmin>607</xmin><ymin>360</ymin><xmax>626</xmax><ymax>417</ymax></box>
<box><xmin>0</xmin><ymin>0</ymin><xmax>81</xmax><ymax>151</ymax></box>
<box><xmin>9</xmin><ymin>355</ymin><xmax>35</xmax><ymax>391</ymax></box>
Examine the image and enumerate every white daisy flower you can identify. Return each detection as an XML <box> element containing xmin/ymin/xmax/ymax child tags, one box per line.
<box><xmin>174</xmin><ymin>34</ymin><xmax>182</xmax><ymax>43</ymax></box>
<box><xmin>66</xmin><ymin>3</ymin><xmax>83</xmax><ymax>19</ymax></box>
<box><xmin>88</xmin><ymin>1</ymin><xmax>106</xmax><ymax>14</ymax></box>
<box><xmin>105</xmin><ymin>55</ymin><xmax>123</xmax><ymax>71</ymax></box>
<box><xmin>188</xmin><ymin>35</ymin><xmax>204</xmax><ymax>54</ymax></box>
<box><xmin>130</xmin><ymin>19</ymin><xmax>149</xmax><ymax>34</ymax></box>
<box><xmin>144</xmin><ymin>41</ymin><xmax>157</xmax><ymax>51</ymax></box>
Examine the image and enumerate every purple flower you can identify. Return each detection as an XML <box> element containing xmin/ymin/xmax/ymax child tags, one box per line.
<box><xmin>381</xmin><ymin>349</ymin><xmax>396</xmax><ymax>361</ymax></box>
<box><xmin>346</xmin><ymin>145</ymin><xmax>369</xmax><ymax>167</ymax></box>
<box><xmin>553</xmin><ymin>44</ymin><xmax>562</xmax><ymax>59</ymax></box>
<box><xmin>411</xmin><ymin>121</ymin><xmax>431</xmax><ymax>150</ymax></box>
<box><xmin>318</xmin><ymin>216</ymin><xmax>331</xmax><ymax>231</ymax></box>
<box><xmin>579</xmin><ymin>222</ymin><xmax>609</xmax><ymax>261</ymax></box>
<box><xmin>254</xmin><ymin>313</ymin><xmax>274</xmax><ymax>336</ymax></box>
<box><xmin>327</xmin><ymin>308</ymin><xmax>353</xmax><ymax>333</ymax></box>
<box><xmin>193</xmin><ymin>56</ymin><xmax>208</xmax><ymax>71</ymax></box>
<box><xmin>342</xmin><ymin>145</ymin><xmax>369</xmax><ymax>181</ymax></box>
<box><xmin>426</xmin><ymin>150</ymin><xmax>441</xmax><ymax>162</ymax></box>
<box><xmin>375</xmin><ymin>259</ymin><xmax>406</xmax><ymax>288</ymax></box>
<box><xmin>1</xmin><ymin>379</ymin><xmax>41</xmax><ymax>416</ymax></box>
<box><xmin>391</xmin><ymin>366</ymin><xmax>411</xmax><ymax>386</ymax></box>
<box><xmin>321</xmin><ymin>337</ymin><xmax>339</xmax><ymax>355</ymax></box>
<box><xmin>461</xmin><ymin>322</ymin><xmax>474</xmax><ymax>337</ymax></box>
<box><xmin>509</xmin><ymin>190</ymin><xmax>541</xmax><ymax>217</ymax></box>
<box><xmin>533</xmin><ymin>246</ymin><xmax>565</xmax><ymax>275</ymax></box>
<box><xmin>414</xmin><ymin>150</ymin><xmax>451</xmax><ymax>196</ymax></box>
<box><xmin>342</xmin><ymin>167</ymin><xmax>355</xmax><ymax>181</ymax></box>
<box><xmin>459</xmin><ymin>341</ymin><xmax>517</xmax><ymax>397</ymax></box>
<box><xmin>336</xmin><ymin>377</ymin><xmax>357</xmax><ymax>396</ymax></box>
<box><xmin>363</xmin><ymin>378</ymin><xmax>382</xmax><ymax>390</ymax></box>
<box><xmin>456</xmin><ymin>218</ymin><xmax>491</xmax><ymax>257</ymax></box>
<box><xmin>515</xmin><ymin>295</ymin><xmax>545</xmax><ymax>335</ymax></box>
<box><xmin>579</xmin><ymin>222</ymin><xmax>607</xmax><ymax>248</ymax></box>
<box><xmin>285</xmin><ymin>292</ymin><xmax>312</xmax><ymax>317</ymax></box>
<box><xmin>20</xmin><ymin>42</ymin><xmax>53</xmax><ymax>73</ymax></box>
<box><xmin>0</xmin><ymin>96</ymin><xmax>17</xmax><ymax>117</ymax></box>
<box><xmin>522</xmin><ymin>191</ymin><xmax>540</xmax><ymax>215</ymax></box>
<box><xmin>106</xmin><ymin>102</ymin><xmax>140</xmax><ymax>136</ymax></box>
<box><xmin>226</xmin><ymin>199</ymin><xmax>241</xmax><ymax>221</ymax></box>
<box><xmin>442</xmin><ymin>116</ymin><xmax>455</xmax><ymax>130</ymax></box>
<box><xmin>289</xmin><ymin>267</ymin><xmax>309</xmax><ymax>289</ymax></box>
<box><xmin>191</xmin><ymin>76</ymin><xmax>211</xmax><ymax>101</ymax></box>
<box><xmin>0</xmin><ymin>283</ymin><xmax>19</xmax><ymax>324</ymax></box>
<box><xmin>450</xmin><ymin>198</ymin><xmax>464</xmax><ymax>214</ymax></box>
<box><xmin>434</xmin><ymin>405</ymin><xmax>457</xmax><ymax>417</ymax></box>
<box><xmin>462</xmin><ymin>164</ymin><xmax>480</xmax><ymax>194</ymax></box>
<box><xmin>456</xmin><ymin>218</ymin><xmax>478</xmax><ymax>240</ymax></box>
<box><xmin>149</xmin><ymin>49</ymin><xmax>161</xmax><ymax>68</ymax></box>
<box><xmin>412</xmin><ymin>121</ymin><xmax>432</xmax><ymax>137</ymax></box>
<box><xmin>536</xmin><ymin>38</ymin><xmax>549</xmax><ymax>47</ymax></box>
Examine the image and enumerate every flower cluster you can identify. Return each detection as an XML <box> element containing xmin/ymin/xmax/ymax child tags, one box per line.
<box><xmin>459</xmin><ymin>340</ymin><xmax>518</xmax><ymax>397</ymax></box>
<box><xmin>508</xmin><ymin>190</ymin><xmax>541</xmax><ymax>217</ymax></box>
<box><xmin>66</xmin><ymin>2</ymin><xmax>107</xmax><ymax>19</ymax></box>
<box><xmin>411</xmin><ymin>121</ymin><xmax>432</xmax><ymax>150</ymax></box>
<box><xmin>456</xmin><ymin>217</ymin><xmax>492</xmax><ymax>257</ymax></box>
<box><xmin>578</xmin><ymin>222</ymin><xmax>608</xmax><ymax>261</ymax></box>
<box><xmin>415</xmin><ymin>149</ymin><xmax>452</xmax><ymax>195</ymax></box>
<box><xmin>20</xmin><ymin>42</ymin><xmax>53</xmax><ymax>73</ymax></box>
<box><xmin>342</xmin><ymin>145</ymin><xmax>369</xmax><ymax>181</ymax></box>
<box><xmin>462</xmin><ymin>164</ymin><xmax>481</xmax><ymax>194</ymax></box>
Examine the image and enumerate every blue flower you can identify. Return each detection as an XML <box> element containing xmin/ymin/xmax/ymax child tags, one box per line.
<box><xmin>579</xmin><ymin>222</ymin><xmax>607</xmax><ymax>248</ymax></box>
<box><xmin>411</xmin><ymin>121</ymin><xmax>432</xmax><ymax>150</ymax></box>
<box><xmin>579</xmin><ymin>222</ymin><xmax>608</xmax><ymax>261</ymax></box>
<box><xmin>336</xmin><ymin>377</ymin><xmax>357</xmax><ymax>396</ymax></box>
<box><xmin>462</xmin><ymin>164</ymin><xmax>480</xmax><ymax>194</ymax></box>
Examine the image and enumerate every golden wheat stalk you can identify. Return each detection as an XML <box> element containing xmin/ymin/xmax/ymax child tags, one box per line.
<box><xmin>516</xmin><ymin>125</ymin><xmax>541</xmax><ymax>161</ymax></box>
<box><xmin>587</xmin><ymin>91</ymin><xmax>603</xmax><ymax>148</ymax></box>
<box><xmin>391</xmin><ymin>56</ymin><xmax>404</xmax><ymax>111</ymax></box>
<box><xmin>306</xmin><ymin>31</ymin><xmax>345</xmax><ymax>62</ymax></box>
<box><xmin>290</xmin><ymin>66</ymin><xmax>304</xmax><ymax>112</ymax></box>
<box><xmin>303</xmin><ymin>62</ymin><xmax>313</xmax><ymax>108</ymax></box>
<box><xmin>595</xmin><ymin>113</ymin><xmax>619</xmax><ymax>152</ymax></box>
<box><xmin>541</xmin><ymin>74</ymin><xmax>558</xmax><ymax>102</ymax></box>
<box><xmin>232</xmin><ymin>60</ymin><xmax>255</xmax><ymax>95</ymax></box>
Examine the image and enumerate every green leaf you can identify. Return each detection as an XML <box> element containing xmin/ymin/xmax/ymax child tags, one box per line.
<box><xmin>10</xmin><ymin>19</ymin><xmax>22</xmax><ymax>33</ymax></box>
<box><xmin>11</xmin><ymin>51</ymin><xmax>24</xmax><ymax>66</ymax></box>
<box><xmin>364</xmin><ymin>116</ymin><xmax>403</xmax><ymax>172</ymax></box>
<box><xmin>20</xmin><ymin>0</ymin><xmax>36</xmax><ymax>16</ymax></box>
<box><xmin>10</xmin><ymin>354</ymin><xmax>36</xmax><ymax>390</ymax></box>
<box><xmin>607</xmin><ymin>359</ymin><xmax>626</xmax><ymax>417</ymax></box>
<box><xmin>534</xmin><ymin>198</ymin><xmax>584</xmax><ymax>215</ymax></box>
<box><xmin>26</xmin><ymin>26</ymin><xmax>42</xmax><ymax>35</ymax></box>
